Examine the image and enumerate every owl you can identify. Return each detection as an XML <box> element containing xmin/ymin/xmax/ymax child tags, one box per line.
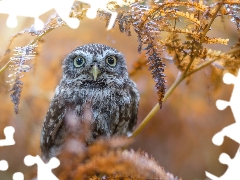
<box><xmin>40</xmin><ymin>44</ymin><xmax>140</xmax><ymax>161</ymax></box>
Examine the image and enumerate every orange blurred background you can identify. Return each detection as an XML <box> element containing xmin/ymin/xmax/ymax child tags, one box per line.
<box><xmin>0</xmin><ymin>9</ymin><xmax>239</xmax><ymax>180</ymax></box>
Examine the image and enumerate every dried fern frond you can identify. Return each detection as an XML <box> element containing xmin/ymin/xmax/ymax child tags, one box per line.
<box><xmin>4</xmin><ymin>14</ymin><xmax>66</xmax><ymax>113</ymax></box>
<box><xmin>175</xmin><ymin>11</ymin><xmax>200</xmax><ymax>25</ymax></box>
<box><xmin>231</xmin><ymin>38</ymin><xmax>240</xmax><ymax>59</ymax></box>
<box><xmin>7</xmin><ymin>44</ymin><xmax>37</xmax><ymax>113</ymax></box>
<box><xmin>111</xmin><ymin>0</ymin><xmax>238</xmax><ymax>107</ymax></box>
<box><xmin>224</xmin><ymin>3</ymin><xmax>240</xmax><ymax>32</ymax></box>
<box><xmin>204</xmin><ymin>37</ymin><xmax>229</xmax><ymax>45</ymax></box>
<box><xmin>114</xmin><ymin>0</ymin><xmax>240</xmax><ymax>83</ymax></box>
<box><xmin>147</xmin><ymin>47</ymin><xmax>166</xmax><ymax>107</ymax></box>
<box><xmin>162</xmin><ymin>1</ymin><xmax>210</xmax><ymax>14</ymax></box>
<box><xmin>69</xmin><ymin>1</ymin><xmax>88</xmax><ymax>20</ymax></box>
<box><xmin>42</xmin><ymin>13</ymin><xmax>67</xmax><ymax>32</ymax></box>
<box><xmin>115</xmin><ymin>2</ymin><xmax>169</xmax><ymax>107</ymax></box>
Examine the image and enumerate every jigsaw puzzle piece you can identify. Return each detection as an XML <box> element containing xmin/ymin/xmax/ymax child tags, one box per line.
<box><xmin>206</xmin><ymin>147</ymin><xmax>240</xmax><ymax>180</ymax></box>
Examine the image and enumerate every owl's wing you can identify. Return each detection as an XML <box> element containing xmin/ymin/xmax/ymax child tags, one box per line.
<box><xmin>126</xmin><ymin>80</ymin><xmax>140</xmax><ymax>132</ymax></box>
<box><xmin>40</xmin><ymin>96</ymin><xmax>66</xmax><ymax>158</ymax></box>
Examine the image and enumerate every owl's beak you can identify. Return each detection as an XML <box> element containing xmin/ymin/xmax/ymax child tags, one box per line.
<box><xmin>90</xmin><ymin>64</ymin><xmax>100</xmax><ymax>81</ymax></box>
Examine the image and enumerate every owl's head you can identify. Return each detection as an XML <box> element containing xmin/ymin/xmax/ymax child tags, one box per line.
<box><xmin>62</xmin><ymin>44</ymin><xmax>128</xmax><ymax>85</ymax></box>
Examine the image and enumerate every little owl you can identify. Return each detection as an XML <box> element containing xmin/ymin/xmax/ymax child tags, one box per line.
<box><xmin>40</xmin><ymin>44</ymin><xmax>139</xmax><ymax>161</ymax></box>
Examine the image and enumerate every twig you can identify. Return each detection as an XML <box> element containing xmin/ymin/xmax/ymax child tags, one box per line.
<box><xmin>187</xmin><ymin>46</ymin><xmax>240</xmax><ymax>77</ymax></box>
<box><xmin>0</xmin><ymin>60</ymin><xmax>11</xmax><ymax>75</ymax></box>
<box><xmin>28</xmin><ymin>27</ymin><xmax>55</xmax><ymax>46</ymax></box>
<box><xmin>183</xmin><ymin>1</ymin><xmax>223</xmax><ymax>76</ymax></box>
<box><xmin>200</xmin><ymin>2</ymin><xmax>223</xmax><ymax>44</ymax></box>
<box><xmin>132</xmin><ymin>72</ymin><xmax>184</xmax><ymax>137</ymax></box>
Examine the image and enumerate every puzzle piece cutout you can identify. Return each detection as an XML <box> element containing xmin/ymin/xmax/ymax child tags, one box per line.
<box><xmin>206</xmin><ymin>148</ymin><xmax>240</xmax><ymax>179</ymax></box>
<box><xmin>206</xmin><ymin>70</ymin><xmax>240</xmax><ymax>179</ymax></box>
<box><xmin>0</xmin><ymin>0</ymin><xmax>79</xmax><ymax>29</ymax></box>
<box><xmin>12</xmin><ymin>172</ymin><xmax>24</xmax><ymax>180</ymax></box>
<box><xmin>79</xmin><ymin>0</ymin><xmax>118</xmax><ymax>30</ymax></box>
<box><xmin>0</xmin><ymin>125</ymin><xmax>59</xmax><ymax>179</ymax></box>
<box><xmin>0</xmin><ymin>0</ymin><xmax>129</xmax><ymax>30</ymax></box>
<box><xmin>0</xmin><ymin>126</ymin><xmax>23</xmax><ymax>179</ymax></box>
<box><xmin>212</xmin><ymin>71</ymin><xmax>240</xmax><ymax>145</ymax></box>
<box><xmin>24</xmin><ymin>155</ymin><xmax>60</xmax><ymax>180</ymax></box>
<box><xmin>0</xmin><ymin>160</ymin><xmax>25</xmax><ymax>179</ymax></box>
<box><xmin>0</xmin><ymin>126</ymin><xmax>15</xmax><ymax>147</ymax></box>
<box><xmin>216</xmin><ymin>72</ymin><xmax>240</xmax><ymax>121</ymax></box>
<box><xmin>0</xmin><ymin>160</ymin><xmax>8</xmax><ymax>171</ymax></box>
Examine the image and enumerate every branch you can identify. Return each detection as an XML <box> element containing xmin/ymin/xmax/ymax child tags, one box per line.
<box><xmin>131</xmin><ymin>72</ymin><xmax>184</xmax><ymax>138</ymax></box>
<box><xmin>200</xmin><ymin>2</ymin><xmax>223</xmax><ymax>44</ymax></box>
<box><xmin>0</xmin><ymin>60</ymin><xmax>11</xmax><ymax>75</ymax></box>
<box><xmin>187</xmin><ymin>46</ymin><xmax>240</xmax><ymax>77</ymax></box>
<box><xmin>28</xmin><ymin>27</ymin><xmax>55</xmax><ymax>46</ymax></box>
<box><xmin>131</xmin><ymin>45</ymin><xmax>239</xmax><ymax>138</ymax></box>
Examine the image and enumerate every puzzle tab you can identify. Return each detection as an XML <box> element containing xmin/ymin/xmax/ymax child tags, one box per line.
<box><xmin>78</xmin><ymin>0</ymin><xmax>121</xmax><ymax>30</ymax></box>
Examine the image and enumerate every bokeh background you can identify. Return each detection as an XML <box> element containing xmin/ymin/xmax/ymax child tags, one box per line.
<box><xmin>0</xmin><ymin>6</ymin><xmax>239</xmax><ymax>180</ymax></box>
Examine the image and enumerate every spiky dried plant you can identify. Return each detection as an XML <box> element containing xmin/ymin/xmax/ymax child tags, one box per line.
<box><xmin>52</xmin><ymin>118</ymin><xmax>179</xmax><ymax>180</ymax></box>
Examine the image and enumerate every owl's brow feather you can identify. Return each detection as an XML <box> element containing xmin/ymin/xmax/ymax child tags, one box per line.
<box><xmin>74</xmin><ymin>44</ymin><xmax>118</xmax><ymax>56</ymax></box>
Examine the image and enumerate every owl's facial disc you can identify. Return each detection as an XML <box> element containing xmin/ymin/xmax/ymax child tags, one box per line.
<box><xmin>90</xmin><ymin>64</ymin><xmax>100</xmax><ymax>81</ymax></box>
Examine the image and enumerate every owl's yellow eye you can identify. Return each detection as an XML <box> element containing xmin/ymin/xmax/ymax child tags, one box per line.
<box><xmin>74</xmin><ymin>56</ymin><xmax>85</xmax><ymax>67</ymax></box>
<box><xmin>105</xmin><ymin>56</ymin><xmax>117</xmax><ymax>67</ymax></box>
